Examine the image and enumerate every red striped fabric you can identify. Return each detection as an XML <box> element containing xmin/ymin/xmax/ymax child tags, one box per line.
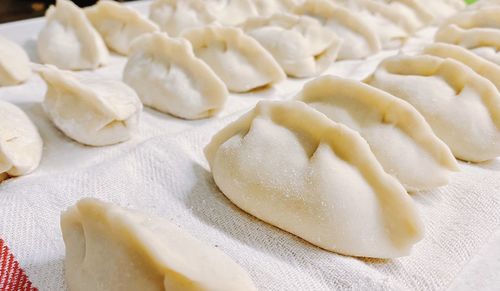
<box><xmin>0</xmin><ymin>239</ymin><xmax>37</xmax><ymax>291</ymax></box>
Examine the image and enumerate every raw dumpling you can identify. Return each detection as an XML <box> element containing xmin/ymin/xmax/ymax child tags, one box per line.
<box><xmin>296</xmin><ymin>76</ymin><xmax>458</xmax><ymax>191</ymax></box>
<box><xmin>333</xmin><ymin>0</ymin><xmax>413</xmax><ymax>49</ymax></box>
<box><xmin>424</xmin><ymin>0</ymin><xmax>465</xmax><ymax>21</ymax></box>
<box><xmin>293</xmin><ymin>0</ymin><xmax>380</xmax><ymax>60</ymax></box>
<box><xmin>0</xmin><ymin>36</ymin><xmax>31</xmax><ymax>86</ymax></box>
<box><xmin>206</xmin><ymin>0</ymin><xmax>296</xmax><ymax>26</ymax></box>
<box><xmin>149</xmin><ymin>0</ymin><xmax>216</xmax><ymax>36</ymax></box>
<box><xmin>37</xmin><ymin>0</ymin><xmax>109</xmax><ymax>70</ymax></box>
<box><xmin>435</xmin><ymin>8</ymin><xmax>500</xmax><ymax>65</ymax></box>
<box><xmin>123</xmin><ymin>32</ymin><xmax>227</xmax><ymax>119</ymax></box>
<box><xmin>251</xmin><ymin>0</ymin><xmax>296</xmax><ymax>16</ymax></box>
<box><xmin>61</xmin><ymin>198</ymin><xmax>257</xmax><ymax>291</ymax></box>
<box><xmin>0</xmin><ymin>101</ymin><xmax>42</xmax><ymax>182</ymax></box>
<box><xmin>241</xmin><ymin>13</ymin><xmax>342</xmax><ymax>78</ymax></box>
<box><xmin>182</xmin><ymin>26</ymin><xmax>285</xmax><ymax>92</ymax></box>
<box><xmin>205</xmin><ymin>100</ymin><xmax>423</xmax><ymax>258</ymax></box>
<box><xmin>38</xmin><ymin>65</ymin><xmax>142</xmax><ymax>146</ymax></box>
<box><xmin>85</xmin><ymin>0</ymin><xmax>159</xmax><ymax>55</ymax></box>
<box><xmin>203</xmin><ymin>0</ymin><xmax>257</xmax><ymax>26</ymax></box>
<box><xmin>424</xmin><ymin>43</ymin><xmax>500</xmax><ymax>91</ymax></box>
<box><xmin>373</xmin><ymin>0</ymin><xmax>433</xmax><ymax>30</ymax></box>
<box><xmin>366</xmin><ymin>55</ymin><xmax>500</xmax><ymax>162</ymax></box>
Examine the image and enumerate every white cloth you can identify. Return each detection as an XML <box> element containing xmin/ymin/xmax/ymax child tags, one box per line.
<box><xmin>0</xmin><ymin>1</ymin><xmax>499</xmax><ymax>290</ymax></box>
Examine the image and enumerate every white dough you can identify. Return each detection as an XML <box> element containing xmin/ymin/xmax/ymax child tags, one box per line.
<box><xmin>242</xmin><ymin>13</ymin><xmax>342</xmax><ymax>78</ymax></box>
<box><xmin>123</xmin><ymin>32</ymin><xmax>228</xmax><ymax>119</ymax></box>
<box><xmin>296</xmin><ymin>76</ymin><xmax>458</xmax><ymax>191</ymax></box>
<box><xmin>37</xmin><ymin>0</ymin><xmax>109</xmax><ymax>70</ymax></box>
<box><xmin>182</xmin><ymin>26</ymin><xmax>286</xmax><ymax>92</ymax></box>
<box><xmin>435</xmin><ymin>8</ymin><xmax>500</xmax><ymax>65</ymax></box>
<box><xmin>205</xmin><ymin>100</ymin><xmax>424</xmax><ymax>258</ymax></box>
<box><xmin>0</xmin><ymin>101</ymin><xmax>42</xmax><ymax>182</ymax></box>
<box><xmin>38</xmin><ymin>65</ymin><xmax>142</xmax><ymax>146</ymax></box>
<box><xmin>61</xmin><ymin>198</ymin><xmax>257</xmax><ymax>291</ymax></box>
<box><xmin>293</xmin><ymin>0</ymin><xmax>380</xmax><ymax>60</ymax></box>
<box><xmin>85</xmin><ymin>0</ymin><xmax>158</xmax><ymax>55</ymax></box>
<box><xmin>149</xmin><ymin>0</ymin><xmax>216</xmax><ymax>36</ymax></box>
<box><xmin>366</xmin><ymin>54</ymin><xmax>500</xmax><ymax>162</ymax></box>
<box><xmin>0</xmin><ymin>36</ymin><xmax>31</xmax><ymax>86</ymax></box>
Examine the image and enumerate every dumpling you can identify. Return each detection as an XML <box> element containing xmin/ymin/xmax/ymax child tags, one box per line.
<box><xmin>38</xmin><ymin>65</ymin><xmax>142</xmax><ymax>146</ymax></box>
<box><xmin>365</xmin><ymin>54</ymin><xmax>500</xmax><ymax>162</ymax></box>
<box><xmin>207</xmin><ymin>0</ymin><xmax>296</xmax><ymax>25</ymax></box>
<box><xmin>423</xmin><ymin>0</ymin><xmax>465</xmax><ymax>21</ymax></box>
<box><xmin>293</xmin><ymin>0</ymin><xmax>380</xmax><ymax>60</ymax></box>
<box><xmin>202</xmin><ymin>0</ymin><xmax>257</xmax><ymax>26</ymax></box>
<box><xmin>332</xmin><ymin>0</ymin><xmax>413</xmax><ymax>49</ymax></box>
<box><xmin>296</xmin><ymin>76</ymin><xmax>458</xmax><ymax>191</ymax></box>
<box><xmin>0</xmin><ymin>101</ymin><xmax>43</xmax><ymax>182</ymax></box>
<box><xmin>250</xmin><ymin>0</ymin><xmax>296</xmax><ymax>16</ymax></box>
<box><xmin>435</xmin><ymin>7</ymin><xmax>500</xmax><ymax>65</ymax></box>
<box><xmin>0</xmin><ymin>36</ymin><xmax>31</xmax><ymax>86</ymax></box>
<box><xmin>85</xmin><ymin>0</ymin><xmax>159</xmax><ymax>55</ymax></box>
<box><xmin>61</xmin><ymin>198</ymin><xmax>257</xmax><ymax>291</ymax></box>
<box><xmin>123</xmin><ymin>32</ymin><xmax>228</xmax><ymax>119</ymax></box>
<box><xmin>241</xmin><ymin>13</ymin><xmax>342</xmax><ymax>78</ymax></box>
<box><xmin>373</xmin><ymin>0</ymin><xmax>433</xmax><ymax>30</ymax></box>
<box><xmin>149</xmin><ymin>0</ymin><xmax>216</xmax><ymax>37</ymax></box>
<box><xmin>424</xmin><ymin>43</ymin><xmax>500</xmax><ymax>91</ymax></box>
<box><xmin>37</xmin><ymin>0</ymin><xmax>109</xmax><ymax>70</ymax></box>
<box><xmin>205</xmin><ymin>100</ymin><xmax>423</xmax><ymax>258</ymax></box>
<box><xmin>182</xmin><ymin>26</ymin><xmax>286</xmax><ymax>92</ymax></box>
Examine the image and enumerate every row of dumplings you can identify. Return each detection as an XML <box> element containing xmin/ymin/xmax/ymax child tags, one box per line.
<box><xmin>35</xmin><ymin>0</ymin><xmax>466</xmax><ymax>69</ymax></box>
<box><xmin>59</xmin><ymin>39</ymin><xmax>500</xmax><ymax>287</ymax></box>
<box><xmin>0</xmin><ymin>0</ymin><xmax>472</xmax><ymax>158</ymax></box>
<box><xmin>0</xmin><ymin>0</ymin><xmax>468</xmax><ymax>183</ymax></box>
<box><xmin>201</xmin><ymin>3</ymin><xmax>500</xmax><ymax>262</ymax></box>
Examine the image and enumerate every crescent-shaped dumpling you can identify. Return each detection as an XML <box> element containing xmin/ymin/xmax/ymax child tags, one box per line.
<box><xmin>85</xmin><ymin>0</ymin><xmax>159</xmax><ymax>55</ymax></box>
<box><xmin>366</xmin><ymin>54</ymin><xmax>500</xmax><ymax>162</ymax></box>
<box><xmin>182</xmin><ymin>26</ymin><xmax>286</xmax><ymax>92</ymax></box>
<box><xmin>37</xmin><ymin>0</ymin><xmax>109</xmax><ymax>70</ymax></box>
<box><xmin>61</xmin><ymin>198</ymin><xmax>257</xmax><ymax>291</ymax></box>
<box><xmin>296</xmin><ymin>76</ymin><xmax>458</xmax><ymax>191</ymax></box>
<box><xmin>123</xmin><ymin>32</ymin><xmax>228</xmax><ymax>119</ymax></box>
<box><xmin>39</xmin><ymin>65</ymin><xmax>142</xmax><ymax>146</ymax></box>
<box><xmin>241</xmin><ymin>13</ymin><xmax>342</xmax><ymax>78</ymax></box>
<box><xmin>205</xmin><ymin>100</ymin><xmax>423</xmax><ymax>258</ymax></box>
<box><xmin>0</xmin><ymin>36</ymin><xmax>31</xmax><ymax>86</ymax></box>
